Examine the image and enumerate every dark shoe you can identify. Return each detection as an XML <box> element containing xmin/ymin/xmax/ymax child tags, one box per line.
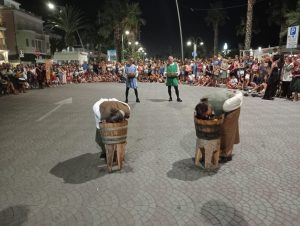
<box><xmin>136</xmin><ymin>98</ymin><xmax>140</xmax><ymax>103</ymax></box>
<box><xmin>169</xmin><ymin>97</ymin><xmax>172</xmax><ymax>101</ymax></box>
<box><xmin>177</xmin><ymin>98</ymin><xmax>182</xmax><ymax>102</ymax></box>
<box><xmin>100</xmin><ymin>152</ymin><xmax>106</xmax><ymax>159</ymax></box>
<box><xmin>125</xmin><ymin>99</ymin><xmax>128</xmax><ymax>103</ymax></box>
<box><xmin>219</xmin><ymin>155</ymin><xmax>232</xmax><ymax>163</ymax></box>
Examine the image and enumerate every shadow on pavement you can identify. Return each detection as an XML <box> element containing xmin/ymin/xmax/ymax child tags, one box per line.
<box><xmin>167</xmin><ymin>158</ymin><xmax>219</xmax><ymax>181</ymax></box>
<box><xmin>0</xmin><ymin>205</ymin><xmax>30</xmax><ymax>226</ymax></box>
<box><xmin>146</xmin><ymin>99</ymin><xmax>168</xmax><ymax>102</ymax></box>
<box><xmin>201</xmin><ymin>200</ymin><xmax>249</xmax><ymax>226</ymax></box>
<box><xmin>50</xmin><ymin>153</ymin><xmax>106</xmax><ymax>184</ymax></box>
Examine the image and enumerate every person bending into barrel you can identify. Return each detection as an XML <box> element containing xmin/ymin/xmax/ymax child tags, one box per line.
<box><xmin>196</xmin><ymin>89</ymin><xmax>243</xmax><ymax>163</ymax></box>
<box><xmin>93</xmin><ymin>98</ymin><xmax>130</xmax><ymax>160</ymax></box>
<box><xmin>164</xmin><ymin>56</ymin><xmax>182</xmax><ymax>102</ymax></box>
<box><xmin>125</xmin><ymin>58</ymin><xmax>140</xmax><ymax>103</ymax></box>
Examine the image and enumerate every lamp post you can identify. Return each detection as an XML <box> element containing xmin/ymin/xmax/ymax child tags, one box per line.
<box><xmin>175</xmin><ymin>0</ymin><xmax>184</xmax><ymax>62</ymax></box>
<box><xmin>47</xmin><ymin>2</ymin><xmax>84</xmax><ymax>49</ymax></box>
<box><xmin>121</xmin><ymin>30</ymin><xmax>130</xmax><ymax>62</ymax></box>
<box><xmin>187</xmin><ymin>39</ymin><xmax>204</xmax><ymax>60</ymax></box>
<box><xmin>223</xmin><ymin>43</ymin><xmax>228</xmax><ymax>56</ymax></box>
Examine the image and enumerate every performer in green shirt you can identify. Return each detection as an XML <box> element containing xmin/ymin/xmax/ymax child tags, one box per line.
<box><xmin>164</xmin><ymin>56</ymin><xmax>182</xmax><ymax>102</ymax></box>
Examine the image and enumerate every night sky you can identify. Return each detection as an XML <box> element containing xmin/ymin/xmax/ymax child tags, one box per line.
<box><xmin>17</xmin><ymin>0</ymin><xmax>297</xmax><ymax>57</ymax></box>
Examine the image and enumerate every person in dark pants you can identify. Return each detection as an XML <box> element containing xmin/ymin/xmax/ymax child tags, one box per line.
<box><xmin>124</xmin><ymin>58</ymin><xmax>140</xmax><ymax>103</ymax></box>
<box><xmin>36</xmin><ymin>65</ymin><xmax>45</xmax><ymax>89</ymax></box>
<box><xmin>280</xmin><ymin>56</ymin><xmax>293</xmax><ymax>99</ymax></box>
<box><xmin>164</xmin><ymin>56</ymin><xmax>182</xmax><ymax>102</ymax></box>
<box><xmin>93</xmin><ymin>98</ymin><xmax>130</xmax><ymax>160</ymax></box>
<box><xmin>263</xmin><ymin>55</ymin><xmax>282</xmax><ymax>100</ymax></box>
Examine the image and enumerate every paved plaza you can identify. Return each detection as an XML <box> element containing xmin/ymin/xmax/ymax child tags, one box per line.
<box><xmin>0</xmin><ymin>83</ymin><xmax>300</xmax><ymax>226</ymax></box>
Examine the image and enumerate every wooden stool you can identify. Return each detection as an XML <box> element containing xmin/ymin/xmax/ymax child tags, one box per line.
<box><xmin>195</xmin><ymin>138</ymin><xmax>220</xmax><ymax>169</ymax></box>
<box><xmin>105</xmin><ymin>142</ymin><xmax>126</xmax><ymax>172</ymax></box>
<box><xmin>100</xmin><ymin>120</ymin><xmax>128</xmax><ymax>173</ymax></box>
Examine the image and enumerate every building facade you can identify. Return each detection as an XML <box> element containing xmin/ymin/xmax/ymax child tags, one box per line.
<box><xmin>0</xmin><ymin>0</ymin><xmax>50</xmax><ymax>62</ymax></box>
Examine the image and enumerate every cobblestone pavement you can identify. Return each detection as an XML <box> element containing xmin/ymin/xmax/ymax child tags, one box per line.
<box><xmin>1</xmin><ymin>83</ymin><xmax>300</xmax><ymax>226</ymax></box>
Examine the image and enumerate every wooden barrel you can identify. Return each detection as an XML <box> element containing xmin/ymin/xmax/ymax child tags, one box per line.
<box><xmin>166</xmin><ymin>73</ymin><xmax>177</xmax><ymax>78</ymax></box>
<box><xmin>127</xmin><ymin>73</ymin><xmax>136</xmax><ymax>78</ymax></box>
<box><xmin>194</xmin><ymin>115</ymin><xmax>224</xmax><ymax>140</ymax></box>
<box><xmin>100</xmin><ymin>120</ymin><xmax>128</xmax><ymax>144</ymax></box>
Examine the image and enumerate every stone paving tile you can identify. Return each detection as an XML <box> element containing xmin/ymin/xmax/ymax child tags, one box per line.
<box><xmin>1</xmin><ymin>83</ymin><xmax>300</xmax><ymax>225</ymax></box>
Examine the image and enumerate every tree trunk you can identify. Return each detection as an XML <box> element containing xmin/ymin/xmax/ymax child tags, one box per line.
<box><xmin>244</xmin><ymin>0</ymin><xmax>255</xmax><ymax>50</ymax></box>
<box><xmin>213</xmin><ymin>25</ymin><xmax>218</xmax><ymax>56</ymax></box>
<box><xmin>114</xmin><ymin>25</ymin><xmax>121</xmax><ymax>62</ymax></box>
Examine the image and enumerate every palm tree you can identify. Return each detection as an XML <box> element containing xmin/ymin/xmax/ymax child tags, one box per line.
<box><xmin>267</xmin><ymin>0</ymin><xmax>289</xmax><ymax>45</ymax></box>
<box><xmin>46</xmin><ymin>5</ymin><xmax>86</xmax><ymax>48</ymax></box>
<box><xmin>205</xmin><ymin>1</ymin><xmax>228</xmax><ymax>55</ymax></box>
<box><xmin>122</xmin><ymin>3</ymin><xmax>145</xmax><ymax>42</ymax></box>
<box><xmin>244</xmin><ymin>0</ymin><xmax>256</xmax><ymax>50</ymax></box>
<box><xmin>99</xmin><ymin>0</ymin><xmax>131</xmax><ymax>61</ymax></box>
<box><xmin>236</xmin><ymin>17</ymin><xmax>260</xmax><ymax>39</ymax></box>
<box><xmin>277</xmin><ymin>0</ymin><xmax>300</xmax><ymax>43</ymax></box>
<box><xmin>285</xmin><ymin>0</ymin><xmax>300</xmax><ymax>26</ymax></box>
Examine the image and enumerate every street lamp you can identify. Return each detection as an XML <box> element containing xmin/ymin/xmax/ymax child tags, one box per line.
<box><xmin>187</xmin><ymin>39</ymin><xmax>204</xmax><ymax>60</ymax></box>
<box><xmin>223</xmin><ymin>43</ymin><xmax>228</xmax><ymax>55</ymax></box>
<box><xmin>46</xmin><ymin>3</ymin><xmax>84</xmax><ymax>50</ymax></box>
<box><xmin>135</xmin><ymin>41</ymin><xmax>139</xmax><ymax>45</ymax></box>
<box><xmin>121</xmin><ymin>30</ymin><xmax>130</xmax><ymax>62</ymax></box>
<box><xmin>47</xmin><ymin>2</ymin><xmax>55</xmax><ymax>10</ymax></box>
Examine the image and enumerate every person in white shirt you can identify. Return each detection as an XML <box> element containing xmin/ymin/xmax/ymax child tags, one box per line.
<box><xmin>280</xmin><ymin>57</ymin><xmax>293</xmax><ymax>98</ymax></box>
<box><xmin>195</xmin><ymin>90</ymin><xmax>243</xmax><ymax>162</ymax></box>
<box><xmin>93</xmin><ymin>98</ymin><xmax>130</xmax><ymax>159</ymax></box>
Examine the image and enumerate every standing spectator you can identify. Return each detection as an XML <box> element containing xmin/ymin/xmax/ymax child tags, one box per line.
<box><xmin>280</xmin><ymin>57</ymin><xmax>293</xmax><ymax>99</ymax></box>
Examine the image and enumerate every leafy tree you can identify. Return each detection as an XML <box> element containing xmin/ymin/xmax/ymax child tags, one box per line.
<box><xmin>46</xmin><ymin>4</ymin><xmax>86</xmax><ymax>47</ymax></box>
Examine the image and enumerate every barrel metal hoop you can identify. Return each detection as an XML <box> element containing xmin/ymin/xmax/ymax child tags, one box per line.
<box><xmin>100</xmin><ymin>126</ymin><xmax>128</xmax><ymax>131</ymax></box>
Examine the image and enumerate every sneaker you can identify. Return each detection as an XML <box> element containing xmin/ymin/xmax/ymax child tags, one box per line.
<box><xmin>169</xmin><ymin>97</ymin><xmax>172</xmax><ymax>101</ymax></box>
<box><xmin>136</xmin><ymin>98</ymin><xmax>140</xmax><ymax>103</ymax></box>
<box><xmin>177</xmin><ymin>98</ymin><xmax>182</xmax><ymax>102</ymax></box>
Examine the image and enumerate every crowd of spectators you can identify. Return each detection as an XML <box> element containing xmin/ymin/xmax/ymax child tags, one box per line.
<box><xmin>1</xmin><ymin>53</ymin><xmax>299</xmax><ymax>101</ymax></box>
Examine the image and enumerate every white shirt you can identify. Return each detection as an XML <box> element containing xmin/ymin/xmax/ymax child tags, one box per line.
<box><xmin>92</xmin><ymin>98</ymin><xmax>130</xmax><ymax>129</ymax></box>
<box><xmin>223</xmin><ymin>91</ymin><xmax>243</xmax><ymax>112</ymax></box>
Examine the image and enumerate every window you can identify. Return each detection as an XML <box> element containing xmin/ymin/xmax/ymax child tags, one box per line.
<box><xmin>26</xmin><ymin>39</ymin><xmax>29</xmax><ymax>47</ymax></box>
<box><xmin>32</xmin><ymin>40</ymin><xmax>35</xmax><ymax>47</ymax></box>
<box><xmin>38</xmin><ymin>41</ymin><xmax>41</xmax><ymax>50</ymax></box>
<box><xmin>46</xmin><ymin>43</ymin><xmax>49</xmax><ymax>49</ymax></box>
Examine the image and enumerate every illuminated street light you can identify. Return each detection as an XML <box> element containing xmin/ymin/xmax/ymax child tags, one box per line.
<box><xmin>223</xmin><ymin>43</ymin><xmax>228</xmax><ymax>51</ymax></box>
<box><xmin>135</xmin><ymin>41</ymin><xmax>139</xmax><ymax>45</ymax></box>
<box><xmin>122</xmin><ymin>30</ymin><xmax>130</xmax><ymax>62</ymax></box>
<box><xmin>200</xmin><ymin>42</ymin><xmax>204</xmax><ymax>46</ymax></box>
<box><xmin>47</xmin><ymin>2</ymin><xmax>55</xmax><ymax>10</ymax></box>
<box><xmin>46</xmin><ymin>2</ymin><xmax>84</xmax><ymax>49</ymax></box>
<box><xmin>187</xmin><ymin>41</ymin><xmax>192</xmax><ymax>46</ymax></box>
<box><xmin>258</xmin><ymin>47</ymin><xmax>262</xmax><ymax>51</ymax></box>
<box><xmin>128</xmin><ymin>42</ymin><xmax>132</xmax><ymax>45</ymax></box>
